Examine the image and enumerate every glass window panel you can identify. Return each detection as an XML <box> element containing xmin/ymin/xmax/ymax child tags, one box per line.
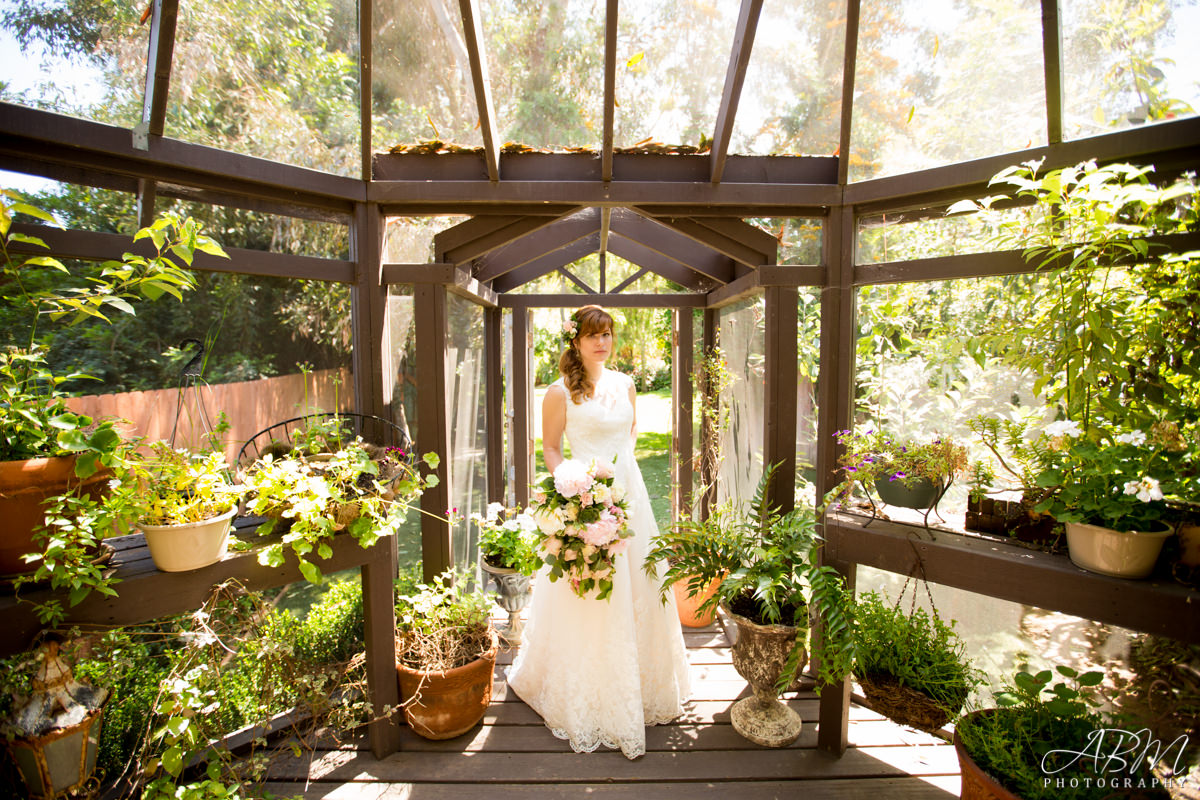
<box><xmin>1060</xmin><ymin>0</ymin><xmax>1199</xmax><ymax>139</ymax></box>
<box><xmin>508</xmin><ymin>255</ymin><xmax>597</xmax><ymax>295</ymax></box>
<box><xmin>716</xmin><ymin>295</ymin><xmax>765</xmax><ymax>505</ymax></box>
<box><xmin>730</xmin><ymin>0</ymin><xmax>846</xmax><ymax>156</ymax></box>
<box><xmin>160</xmin><ymin>199</ymin><xmax>350</xmax><ymax>259</ymax></box>
<box><xmin>1</xmin><ymin>179</ymin><xmax>137</xmax><ymax>233</ymax></box>
<box><xmin>0</xmin><ymin>0</ymin><xmax>144</xmax><ymax>128</ymax></box>
<box><xmin>375</xmin><ymin>0</ymin><xmax>481</xmax><ymax>151</ymax></box>
<box><xmin>387</xmin><ymin>286</ymin><xmax>421</xmax><ymax>569</ymax></box>
<box><xmin>850</xmin><ymin>0</ymin><xmax>1046</xmax><ymax>182</ymax></box>
<box><xmin>857</xmin><ymin>205</ymin><xmax>1031</xmax><ymax>265</ymax></box>
<box><xmin>484</xmin><ymin>0</ymin><xmax>604</xmax><ymax>149</ymax></box>
<box><xmin>384</xmin><ymin>216</ymin><xmax>470</xmax><ymax>263</ymax></box>
<box><xmin>748</xmin><ymin>217</ymin><xmax>822</xmax><ymax>265</ymax></box>
<box><xmin>796</xmin><ymin>288</ymin><xmax>820</xmax><ymax>499</ymax></box>
<box><xmin>446</xmin><ymin>293</ymin><xmax>488</xmax><ymax>576</ymax></box>
<box><xmin>168</xmin><ymin>0</ymin><xmax>360</xmax><ymax>176</ymax></box>
<box><xmin>613</xmin><ymin>0</ymin><xmax>738</xmax><ymax>149</ymax></box>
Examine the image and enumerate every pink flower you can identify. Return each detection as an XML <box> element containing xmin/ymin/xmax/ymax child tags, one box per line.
<box><xmin>553</xmin><ymin>460</ymin><xmax>593</xmax><ymax>498</ymax></box>
<box><xmin>608</xmin><ymin>537</ymin><xmax>629</xmax><ymax>555</ymax></box>
<box><xmin>579</xmin><ymin>491</ymin><xmax>593</xmax><ymax>507</ymax></box>
<box><xmin>591</xmin><ymin>460</ymin><xmax>615</xmax><ymax>480</ymax></box>
<box><xmin>581</xmin><ymin>510</ymin><xmax>620</xmax><ymax>546</ymax></box>
<box><xmin>542</xmin><ymin>536</ymin><xmax>562</xmax><ymax>556</ymax></box>
<box><xmin>563</xmin><ymin>548</ymin><xmax>577</xmax><ymax>561</ymax></box>
<box><xmin>533</xmin><ymin>491</ymin><xmax>547</xmax><ymax>504</ymax></box>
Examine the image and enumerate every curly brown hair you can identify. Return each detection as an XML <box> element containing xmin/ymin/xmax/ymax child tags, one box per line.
<box><xmin>558</xmin><ymin>304</ymin><xmax>614</xmax><ymax>404</ymax></box>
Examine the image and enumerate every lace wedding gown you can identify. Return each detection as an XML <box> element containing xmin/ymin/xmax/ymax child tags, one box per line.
<box><xmin>506</xmin><ymin>368</ymin><xmax>691</xmax><ymax>759</ymax></box>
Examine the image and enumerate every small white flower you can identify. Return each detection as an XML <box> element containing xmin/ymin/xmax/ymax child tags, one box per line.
<box><xmin>1044</xmin><ymin>419</ymin><xmax>1082</xmax><ymax>438</ymax></box>
<box><xmin>1123</xmin><ymin>477</ymin><xmax>1164</xmax><ymax>503</ymax></box>
<box><xmin>485</xmin><ymin>501</ymin><xmax>505</xmax><ymax>521</ymax></box>
<box><xmin>1115</xmin><ymin>430</ymin><xmax>1147</xmax><ymax>446</ymax></box>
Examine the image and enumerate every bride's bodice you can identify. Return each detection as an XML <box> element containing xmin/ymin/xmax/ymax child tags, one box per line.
<box><xmin>558</xmin><ymin>369</ymin><xmax>635</xmax><ymax>465</ymax></box>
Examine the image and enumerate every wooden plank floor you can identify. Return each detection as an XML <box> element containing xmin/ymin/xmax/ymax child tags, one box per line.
<box><xmin>260</xmin><ymin>619</ymin><xmax>962</xmax><ymax>799</ymax></box>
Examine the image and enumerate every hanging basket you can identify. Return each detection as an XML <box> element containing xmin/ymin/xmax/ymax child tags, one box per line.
<box><xmin>857</xmin><ymin>673</ymin><xmax>957</xmax><ymax>733</ymax></box>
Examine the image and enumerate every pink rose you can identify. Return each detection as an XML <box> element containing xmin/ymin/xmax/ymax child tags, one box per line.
<box><xmin>608</xmin><ymin>537</ymin><xmax>629</xmax><ymax>556</ymax></box>
<box><xmin>542</xmin><ymin>536</ymin><xmax>562</xmax><ymax>556</ymax></box>
<box><xmin>553</xmin><ymin>460</ymin><xmax>593</xmax><ymax>498</ymax></box>
<box><xmin>591</xmin><ymin>460</ymin><xmax>615</xmax><ymax>480</ymax></box>
<box><xmin>563</xmin><ymin>548</ymin><xmax>577</xmax><ymax>561</ymax></box>
<box><xmin>579</xmin><ymin>491</ymin><xmax>593</xmax><ymax>507</ymax></box>
<box><xmin>533</xmin><ymin>491</ymin><xmax>547</xmax><ymax>504</ymax></box>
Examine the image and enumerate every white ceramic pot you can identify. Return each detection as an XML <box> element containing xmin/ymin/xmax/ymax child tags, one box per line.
<box><xmin>139</xmin><ymin>507</ymin><xmax>236</xmax><ymax>572</ymax></box>
<box><xmin>1064</xmin><ymin>521</ymin><xmax>1173</xmax><ymax>579</ymax></box>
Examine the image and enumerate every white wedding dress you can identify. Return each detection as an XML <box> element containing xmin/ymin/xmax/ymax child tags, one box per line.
<box><xmin>506</xmin><ymin>368</ymin><xmax>691</xmax><ymax>759</ymax></box>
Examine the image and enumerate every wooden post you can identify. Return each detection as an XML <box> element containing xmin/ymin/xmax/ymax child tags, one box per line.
<box><xmin>699</xmin><ymin>308</ymin><xmax>718</xmax><ymax>519</ymax></box>
<box><xmin>671</xmin><ymin>308</ymin><xmax>694</xmax><ymax>520</ymax></box>
<box><xmin>415</xmin><ymin>283</ymin><xmax>452</xmax><ymax>581</ymax></box>
<box><xmin>511</xmin><ymin>308</ymin><xmax>533</xmax><ymax>505</ymax></box>
<box><xmin>763</xmin><ymin>286</ymin><xmax>798</xmax><ymax>513</ymax></box>
<box><xmin>815</xmin><ymin>205</ymin><xmax>857</xmax><ymax>756</ymax></box>
<box><xmin>484</xmin><ymin>307</ymin><xmax>505</xmax><ymax>504</ymax></box>
<box><xmin>361</xmin><ymin>534</ymin><xmax>401</xmax><ymax>757</ymax></box>
<box><xmin>350</xmin><ymin>203</ymin><xmax>391</xmax><ymax>419</ymax></box>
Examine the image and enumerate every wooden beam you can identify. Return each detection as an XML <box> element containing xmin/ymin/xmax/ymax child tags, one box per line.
<box><xmin>490</xmin><ymin>234</ymin><xmax>600</xmax><ymax>293</ymax></box>
<box><xmin>837</xmin><ymin>0</ymin><xmax>861</xmax><ymax>186</ymax></box>
<box><xmin>139</xmin><ymin>0</ymin><xmax>179</xmax><ymax>141</ymax></box>
<box><xmin>350</xmin><ymin>203</ymin><xmax>390</xmax><ymax>420</ymax></box>
<box><xmin>8</xmin><ymin>223</ymin><xmax>355</xmax><ymax>282</ymax></box>
<box><xmin>609</xmin><ymin>209</ymin><xmax>737</xmax><ymax>284</ymax></box>
<box><xmin>500</xmin><ymin>294</ymin><xmax>706</xmax><ymax>309</ymax></box>
<box><xmin>415</xmin><ymin>284</ymin><xmax>453</xmax><ymax>581</ymax></box>
<box><xmin>815</xmin><ymin>205</ymin><xmax>855</xmax><ymax>758</ymax></box>
<box><xmin>369</xmin><ymin>179</ymin><xmax>843</xmax><ymax>209</ymax></box>
<box><xmin>600</xmin><ymin>206</ymin><xmax>612</xmax><ymax>254</ymax></box>
<box><xmin>699</xmin><ymin>308</ymin><xmax>718</xmax><ymax>518</ymax></box>
<box><xmin>607</xmin><ymin>267</ymin><xmax>647</xmax><ymax>294</ymax></box>
<box><xmin>710</xmin><ymin>0</ymin><xmax>764</xmax><ymax>184</ymax></box>
<box><xmin>458</xmin><ymin>0</ymin><xmax>500</xmax><ymax>181</ymax></box>
<box><xmin>473</xmin><ymin>209</ymin><xmax>601</xmax><ymax>281</ymax></box>
<box><xmin>381</xmin><ymin>263</ymin><xmax>499</xmax><ymax>307</ymax></box>
<box><xmin>484</xmin><ymin>307</ymin><xmax>505</xmax><ymax>504</ymax></box>
<box><xmin>763</xmin><ymin>286</ymin><xmax>798</xmax><ymax>512</ymax></box>
<box><xmin>655</xmin><ymin>216</ymin><xmax>775</xmax><ymax>267</ymax></box>
<box><xmin>0</xmin><ymin>103</ymin><xmax>363</xmax><ymax>212</ymax></box>
<box><xmin>557</xmin><ymin>266</ymin><xmax>598</xmax><ymax>294</ymax></box>
<box><xmin>360</xmin><ymin>0</ymin><xmax>374</xmax><ymax>182</ymax></box>
<box><xmin>434</xmin><ymin>215</ymin><xmax>525</xmax><ymax>259</ymax></box>
<box><xmin>1041</xmin><ymin>0</ymin><xmax>1064</xmax><ymax>145</ymax></box>
<box><xmin>692</xmin><ymin>216</ymin><xmax>781</xmax><ymax>258</ymax></box>
<box><xmin>606</xmin><ymin>233</ymin><xmax>717</xmax><ymax>292</ymax></box>
<box><xmin>511</xmin><ymin>308</ymin><xmax>533</xmax><ymax>505</ymax></box>
<box><xmin>602</xmin><ymin>0</ymin><xmax>618</xmax><ymax>182</ymax></box>
<box><xmin>441</xmin><ymin>214</ymin><xmax>574</xmax><ymax>265</ymax></box>
<box><xmin>825</xmin><ymin>514</ymin><xmax>1200</xmax><ymax>645</ymax></box>
<box><xmin>705</xmin><ymin>265</ymin><xmax>825</xmax><ymax>309</ymax></box>
<box><xmin>672</xmin><ymin>308</ymin><xmax>695</xmax><ymax>519</ymax></box>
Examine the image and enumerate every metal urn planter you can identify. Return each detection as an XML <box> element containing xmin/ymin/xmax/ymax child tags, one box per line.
<box><xmin>480</xmin><ymin>559</ymin><xmax>532</xmax><ymax>646</ymax></box>
<box><xmin>726</xmin><ymin>609</ymin><xmax>807</xmax><ymax>748</ymax></box>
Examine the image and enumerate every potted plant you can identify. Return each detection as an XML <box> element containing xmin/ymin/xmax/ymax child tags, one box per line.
<box><xmin>833</xmin><ymin>428</ymin><xmax>967</xmax><ymax>515</ymax></box>
<box><xmin>394</xmin><ymin>568</ymin><xmax>498</xmax><ymax>740</ymax></box>
<box><xmin>242</xmin><ymin>429</ymin><xmax>435</xmax><ymax>585</ymax></box>
<box><xmin>967</xmin><ymin>414</ymin><xmax>1060</xmax><ymax>545</ymax></box>
<box><xmin>645</xmin><ymin>463</ymin><xmax>854</xmax><ymax>748</ymax></box>
<box><xmin>472</xmin><ymin>502</ymin><xmax>540</xmax><ymax>645</ymax></box>
<box><xmin>1033</xmin><ymin>420</ymin><xmax>1180</xmax><ymax>578</ymax></box>
<box><xmin>128</xmin><ymin>443</ymin><xmax>244</xmax><ymax>572</ymax></box>
<box><xmin>0</xmin><ymin>191</ymin><xmax>224</xmax><ymax>579</ymax></box>
<box><xmin>852</xmin><ymin>590</ymin><xmax>979</xmax><ymax>733</ymax></box>
<box><xmin>954</xmin><ymin>666</ymin><xmax>1174</xmax><ymax>799</ymax></box>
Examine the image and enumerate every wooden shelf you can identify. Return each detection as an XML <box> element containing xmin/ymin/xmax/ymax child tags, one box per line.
<box><xmin>0</xmin><ymin>522</ymin><xmax>402</xmax><ymax>758</ymax></box>
<box><xmin>824</xmin><ymin>511</ymin><xmax>1198</xmax><ymax>644</ymax></box>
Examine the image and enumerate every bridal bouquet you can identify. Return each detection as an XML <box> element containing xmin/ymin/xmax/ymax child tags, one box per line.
<box><xmin>530</xmin><ymin>458</ymin><xmax>632</xmax><ymax>600</ymax></box>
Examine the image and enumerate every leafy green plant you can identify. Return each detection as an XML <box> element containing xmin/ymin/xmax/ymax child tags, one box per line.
<box><xmin>134</xmin><ymin>443</ymin><xmax>243</xmax><ymax>526</ymax></box>
<box><xmin>956</xmin><ymin>666</ymin><xmax>1170</xmax><ymax>800</ymax></box>
<box><xmin>646</xmin><ymin>463</ymin><xmax>855</xmax><ymax>691</ymax></box>
<box><xmin>472</xmin><ymin>502</ymin><xmax>541</xmax><ymax>575</ymax></box>
<box><xmin>243</xmin><ymin>438</ymin><xmax>437</xmax><ymax>584</ymax></box>
<box><xmin>832</xmin><ymin>428</ymin><xmax>968</xmax><ymax>504</ymax></box>
<box><xmin>395</xmin><ymin>568</ymin><xmax>493</xmax><ymax>671</ymax></box>
<box><xmin>853</xmin><ymin>591</ymin><xmax>979</xmax><ymax>718</ymax></box>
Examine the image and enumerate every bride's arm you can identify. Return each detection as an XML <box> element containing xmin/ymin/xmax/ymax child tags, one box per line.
<box><xmin>542</xmin><ymin>384</ymin><xmax>567</xmax><ymax>474</ymax></box>
<box><xmin>628</xmin><ymin>376</ymin><xmax>638</xmax><ymax>443</ymax></box>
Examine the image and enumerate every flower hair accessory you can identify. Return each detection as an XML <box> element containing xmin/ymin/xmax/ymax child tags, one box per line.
<box><xmin>561</xmin><ymin>313</ymin><xmax>579</xmax><ymax>344</ymax></box>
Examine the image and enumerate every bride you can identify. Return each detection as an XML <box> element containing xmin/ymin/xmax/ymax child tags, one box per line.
<box><xmin>506</xmin><ymin>304</ymin><xmax>691</xmax><ymax>759</ymax></box>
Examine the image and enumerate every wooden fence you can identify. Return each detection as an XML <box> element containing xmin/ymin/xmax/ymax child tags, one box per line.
<box><xmin>64</xmin><ymin>368</ymin><xmax>354</xmax><ymax>464</ymax></box>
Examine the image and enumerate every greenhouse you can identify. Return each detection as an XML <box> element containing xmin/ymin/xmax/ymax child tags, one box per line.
<box><xmin>0</xmin><ymin>0</ymin><xmax>1198</xmax><ymax>797</ymax></box>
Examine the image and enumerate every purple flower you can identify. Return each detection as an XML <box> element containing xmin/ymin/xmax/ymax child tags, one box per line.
<box><xmin>891</xmin><ymin>471</ymin><xmax>906</xmax><ymax>481</ymax></box>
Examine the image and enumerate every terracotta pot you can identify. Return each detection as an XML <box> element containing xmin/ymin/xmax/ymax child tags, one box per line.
<box><xmin>0</xmin><ymin>456</ymin><xmax>110</xmax><ymax>577</ymax></box>
<box><xmin>396</xmin><ymin>629</ymin><xmax>498</xmax><ymax>740</ymax></box>
<box><xmin>726</xmin><ymin>608</ymin><xmax>807</xmax><ymax>747</ymax></box>
<box><xmin>1065</xmin><ymin>520</ymin><xmax>1173</xmax><ymax>579</ymax></box>
<box><xmin>672</xmin><ymin>574</ymin><xmax>722</xmax><ymax>628</ymax></box>
<box><xmin>953</xmin><ymin>712</ymin><xmax>1021</xmax><ymax>800</ymax></box>
<box><xmin>138</xmin><ymin>508</ymin><xmax>236</xmax><ymax>572</ymax></box>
